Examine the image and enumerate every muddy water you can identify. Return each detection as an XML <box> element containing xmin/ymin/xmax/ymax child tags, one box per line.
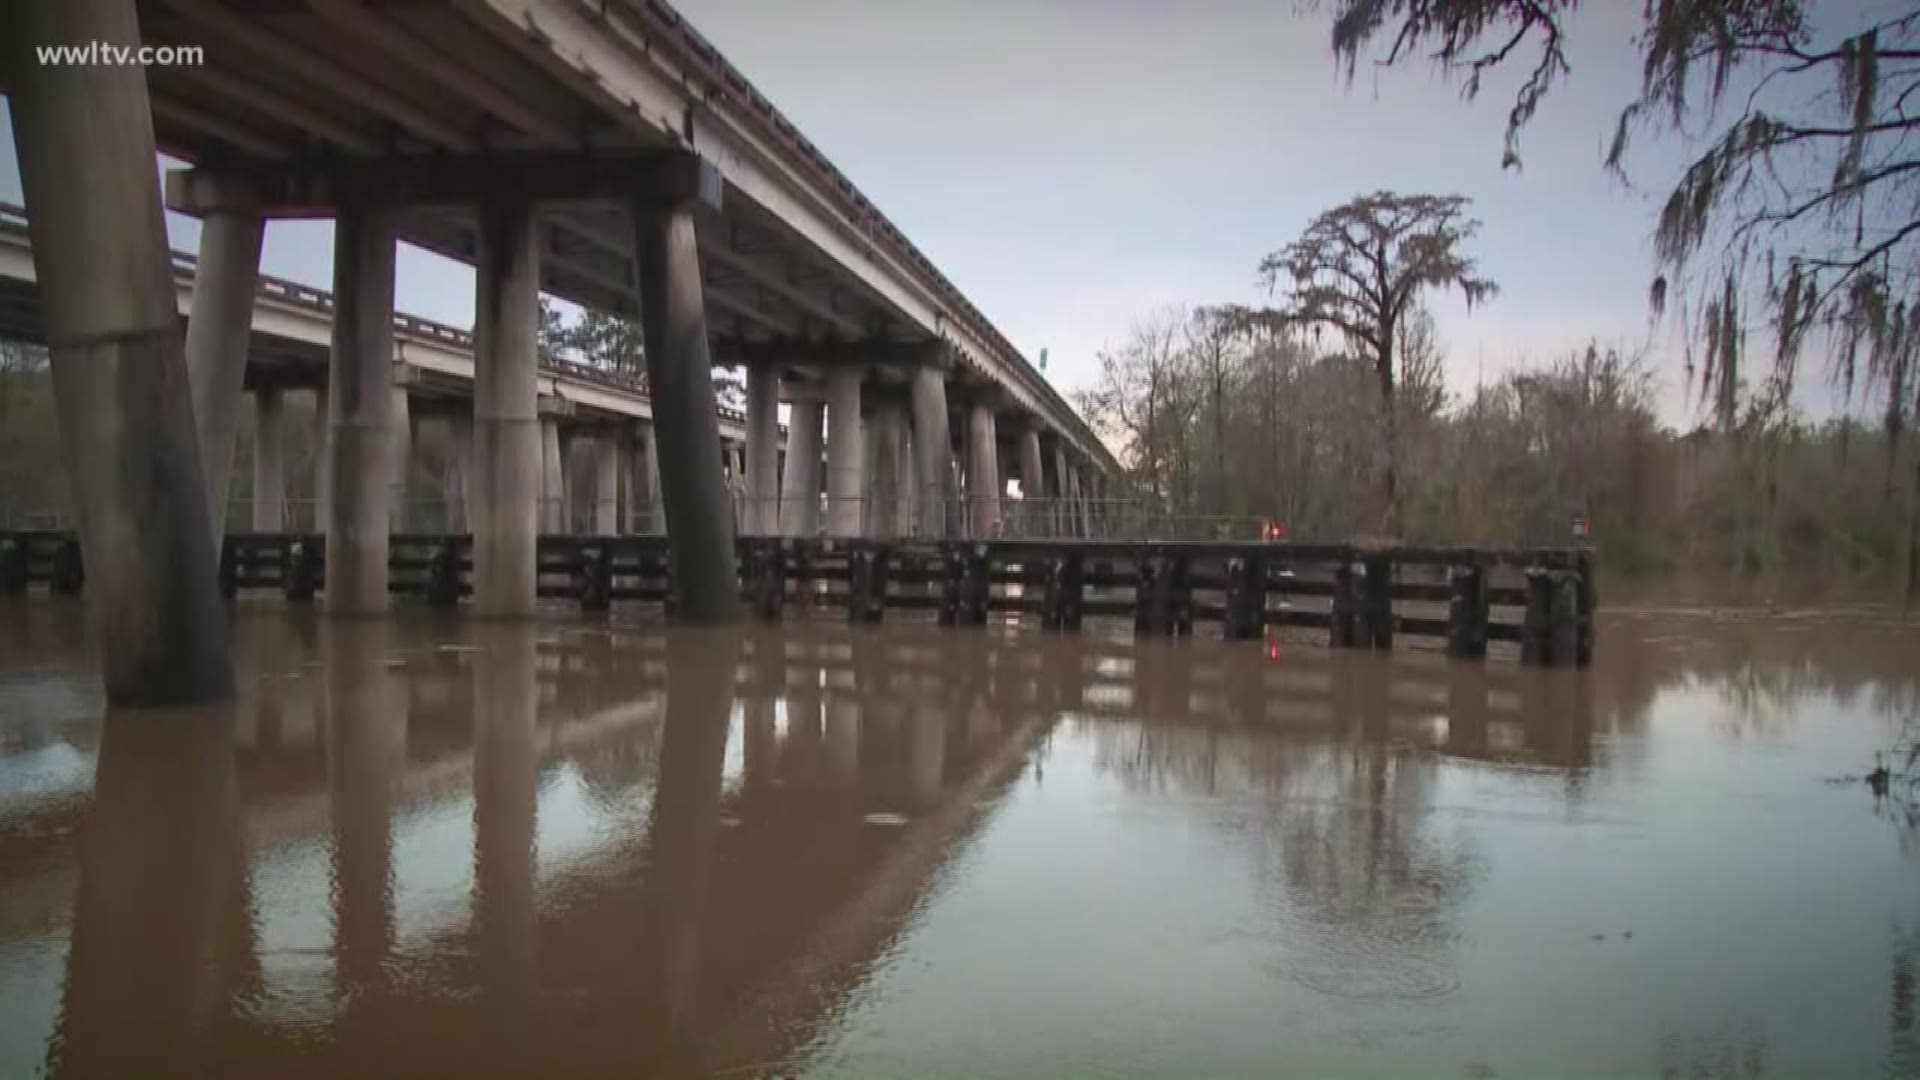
<box><xmin>0</xmin><ymin>599</ymin><xmax>1916</xmax><ymax>1078</ymax></box>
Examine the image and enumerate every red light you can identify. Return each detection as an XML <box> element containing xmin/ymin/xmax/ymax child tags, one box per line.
<box><xmin>1267</xmin><ymin>643</ymin><xmax>1280</xmax><ymax>660</ymax></box>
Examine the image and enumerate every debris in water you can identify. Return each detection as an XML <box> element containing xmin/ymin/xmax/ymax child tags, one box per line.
<box><xmin>863</xmin><ymin>812</ymin><xmax>910</xmax><ymax>826</ymax></box>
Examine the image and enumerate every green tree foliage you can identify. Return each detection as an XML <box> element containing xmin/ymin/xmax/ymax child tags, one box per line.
<box><xmin>537</xmin><ymin>298</ymin><xmax>746</xmax><ymax>410</ymax></box>
<box><xmin>1259</xmin><ymin>191</ymin><xmax>1497</xmax><ymax>531</ymax></box>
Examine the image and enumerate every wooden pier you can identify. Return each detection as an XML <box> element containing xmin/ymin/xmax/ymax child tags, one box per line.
<box><xmin>0</xmin><ymin>530</ymin><xmax>1595</xmax><ymax>666</ymax></box>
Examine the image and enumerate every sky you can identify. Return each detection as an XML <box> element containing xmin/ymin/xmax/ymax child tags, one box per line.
<box><xmin>0</xmin><ymin>1</ymin><xmax>1733</xmax><ymax>425</ymax></box>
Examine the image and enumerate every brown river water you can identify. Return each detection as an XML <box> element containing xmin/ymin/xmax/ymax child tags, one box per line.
<box><xmin>0</xmin><ymin>598</ymin><xmax>1917</xmax><ymax>1078</ymax></box>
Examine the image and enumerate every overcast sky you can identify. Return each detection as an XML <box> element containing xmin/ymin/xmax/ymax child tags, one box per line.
<box><xmin>2</xmin><ymin>1</ymin><xmax>1732</xmax><ymax>424</ymax></box>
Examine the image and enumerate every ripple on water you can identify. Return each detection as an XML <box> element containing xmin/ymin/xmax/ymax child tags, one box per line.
<box><xmin>1278</xmin><ymin>949</ymin><xmax>1462</xmax><ymax>1001</ymax></box>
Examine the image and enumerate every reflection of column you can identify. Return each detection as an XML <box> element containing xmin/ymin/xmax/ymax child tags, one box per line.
<box><xmin>825</xmin><ymin>365</ymin><xmax>866</xmax><ymax>538</ymax></box>
<box><xmin>1446</xmin><ymin>661</ymin><xmax>1488</xmax><ymax>758</ymax></box>
<box><xmin>59</xmin><ymin>707</ymin><xmax>248</xmax><ymax>1076</ymax></box>
<box><xmin>473</xmin><ymin>625</ymin><xmax>539</xmax><ymax>994</ymax></box>
<box><xmin>780</xmin><ymin>398</ymin><xmax>824</xmax><ymax>537</ymax></box>
<box><xmin>825</xmin><ymin>696</ymin><xmax>861</xmax><ymax>791</ymax></box>
<box><xmin>643</xmin><ymin>628</ymin><xmax>742</xmax><ymax>1056</ymax></box>
<box><xmin>253</xmin><ymin>387</ymin><xmax>287</xmax><ymax>532</ymax></box>
<box><xmin>326</xmin><ymin>620</ymin><xmax>400</xmax><ymax>990</ymax></box>
<box><xmin>906</xmin><ymin>706</ymin><xmax>947</xmax><ymax>807</ymax></box>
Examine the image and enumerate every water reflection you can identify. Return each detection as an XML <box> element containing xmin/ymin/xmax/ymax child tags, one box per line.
<box><xmin>0</xmin><ymin>601</ymin><xmax>1916</xmax><ymax>1076</ymax></box>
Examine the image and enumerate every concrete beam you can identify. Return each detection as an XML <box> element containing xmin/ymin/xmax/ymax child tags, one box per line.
<box><xmin>165</xmin><ymin>152</ymin><xmax>724</xmax><ymax>219</ymax></box>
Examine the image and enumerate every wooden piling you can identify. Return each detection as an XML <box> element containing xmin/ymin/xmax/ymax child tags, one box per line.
<box><xmin>1446</xmin><ymin>564</ymin><xmax>1488</xmax><ymax>660</ymax></box>
<box><xmin>1362</xmin><ymin>554</ymin><xmax>1393</xmax><ymax>650</ymax></box>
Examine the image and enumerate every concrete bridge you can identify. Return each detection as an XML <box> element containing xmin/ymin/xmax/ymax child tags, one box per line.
<box><xmin>0</xmin><ymin>0</ymin><xmax>1119</xmax><ymax>705</ymax></box>
<box><xmin>0</xmin><ymin>201</ymin><xmax>772</xmax><ymax>534</ymax></box>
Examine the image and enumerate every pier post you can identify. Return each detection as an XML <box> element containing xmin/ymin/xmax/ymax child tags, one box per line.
<box><xmin>630</xmin><ymin>154</ymin><xmax>742</xmax><ymax>622</ymax></box>
<box><xmin>471</xmin><ymin>186</ymin><xmax>541</xmax><ymax>614</ymax></box>
<box><xmin>1521</xmin><ymin>568</ymin><xmax>1552</xmax><ymax>666</ymax></box>
<box><xmin>325</xmin><ymin>195</ymin><xmax>398</xmax><ymax>614</ymax></box>
<box><xmin>780</xmin><ymin>397</ymin><xmax>824</xmax><ymax>536</ymax></box>
<box><xmin>745</xmin><ymin>362</ymin><xmax>781</xmax><ymax>534</ymax></box>
<box><xmin>1446</xmin><ymin>564</ymin><xmax>1489</xmax><ymax>659</ymax></box>
<box><xmin>911</xmin><ymin>359</ymin><xmax>957</xmax><ymax>538</ymax></box>
<box><xmin>826</xmin><ymin>364</ymin><xmax>866</xmax><ymax>538</ymax></box>
<box><xmin>184</xmin><ymin>197</ymin><xmax>265</xmax><ymax>539</ymax></box>
<box><xmin>1362</xmin><ymin>554</ymin><xmax>1394</xmax><ymax>650</ymax></box>
<box><xmin>3</xmin><ymin>0</ymin><xmax>232</xmax><ymax>703</ymax></box>
<box><xmin>1331</xmin><ymin>561</ymin><xmax>1360</xmax><ymax>648</ymax></box>
<box><xmin>252</xmin><ymin>388</ymin><xmax>287</xmax><ymax>532</ymax></box>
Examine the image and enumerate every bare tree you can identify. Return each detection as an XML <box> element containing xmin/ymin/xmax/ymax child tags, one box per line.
<box><xmin>1321</xmin><ymin>0</ymin><xmax>1920</xmax><ymax>602</ymax></box>
<box><xmin>1259</xmin><ymin>191</ymin><xmax>1496</xmax><ymax>533</ymax></box>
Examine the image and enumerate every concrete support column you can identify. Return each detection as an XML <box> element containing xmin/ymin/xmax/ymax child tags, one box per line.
<box><xmin>593</xmin><ymin>436</ymin><xmax>620</xmax><ymax>536</ymax></box>
<box><xmin>1053</xmin><ymin>445</ymin><xmax>1072</xmax><ymax>539</ymax></box>
<box><xmin>868</xmin><ymin>399</ymin><xmax>907</xmax><ymax>539</ymax></box>
<box><xmin>910</xmin><ymin>362</ymin><xmax>956</xmax><ymax>538</ymax></box>
<box><xmin>1018</xmin><ymin>426</ymin><xmax>1046</xmax><ymax>501</ymax></box>
<box><xmin>444</xmin><ymin>413</ymin><xmax>473</xmax><ymax>535</ymax></box>
<box><xmin>185</xmin><ymin>206</ymin><xmax>264</xmax><ymax>538</ymax></box>
<box><xmin>252</xmin><ymin>388</ymin><xmax>287</xmax><ymax>532</ymax></box>
<box><xmin>639</xmin><ymin>422</ymin><xmax>664</xmax><ymax>534</ymax></box>
<box><xmin>825</xmin><ymin>365</ymin><xmax>866</xmax><ymax>538</ymax></box>
<box><xmin>324</xmin><ymin>197</ymin><xmax>398</xmax><ymax>614</ymax></box>
<box><xmin>387</xmin><ymin>383</ymin><xmax>412</xmax><ymax>532</ymax></box>
<box><xmin>3</xmin><ymin>0</ymin><xmax>233</xmax><ymax>704</ymax></box>
<box><xmin>745</xmin><ymin>364</ymin><xmax>781</xmax><ymax>534</ymax></box>
<box><xmin>312</xmin><ymin>387</ymin><xmax>330</xmax><ymax>533</ymax></box>
<box><xmin>779</xmin><ymin>398</ymin><xmax>824</xmax><ymax>537</ymax></box>
<box><xmin>1067</xmin><ymin>464</ymin><xmax>1085</xmax><ymax>539</ymax></box>
<box><xmin>471</xmin><ymin>188</ymin><xmax>541</xmax><ymax>614</ymax></box>
<box><xmin>967</xmin><ymin>404</ymin><xmax>1001</xmax><ymax>538</ymax></box>
<box><xmin>631</xmin><ymin>158</ymin><xmax>742</xmax><ymax>622</ymax></box>
<box><xmin>539</xmin><ymin>415</ymin><xmax>565</xmax><ymax>534</ymax></box>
